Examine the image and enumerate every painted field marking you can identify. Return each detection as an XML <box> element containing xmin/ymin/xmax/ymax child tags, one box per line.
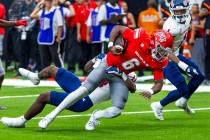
<box><xmin>32</xmin><ymin>107</ymin><xmax>210</xmax><ymax>120</ymax></box>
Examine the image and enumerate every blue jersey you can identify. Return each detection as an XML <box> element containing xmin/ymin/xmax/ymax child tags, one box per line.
<box><xmin>105</xmin><ymin>3</ymin><xmax>122</xmax><ymax>38</ymax></box>
<box><xmin>90</xmin><ymin>9</ymin><xmax>101</xmax><ymax>43</ymax></box>
<box><xmin>38</xmin><ymin>9</ymin><xmax>56</xmax><ymax>45</ymax></box>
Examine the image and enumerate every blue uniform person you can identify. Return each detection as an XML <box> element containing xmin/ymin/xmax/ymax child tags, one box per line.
<box><xmin>150</xmin><ymin>0</ymin><xmax>205</xmax><ymax>120</ymax></box>
<box><xmin>86</xmin><ymin>0</ymin><xmax>103</xmax><ymax>58</ymax></box>
<box><xmin>31</xmin><ymin>0</ymin><xmax>64</xmax><ymax>69</ymax></box>
<box><xmin>97</xmin><ymin>0</ymin><xmax>125</xmax><ymax>53</ymax></box>
<box><xmin>0</xmin><ymin>54</ymin><xmax>111</xmax><ymax>127</ymax></box>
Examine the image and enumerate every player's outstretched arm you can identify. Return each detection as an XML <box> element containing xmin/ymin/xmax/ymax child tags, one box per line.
<box><xmin>140</xmin><ymin>80</ymin><xmax>163</xmax><ymax>100</ymax></box>
<box><xmin>168</xmin><ymin>52</ymin><xmax>199</xmax><ymax>77</ymax></box>
<box><xmin>0</xmin><ymin>19</ymin><xmax>27</xmax><ymax>27</ymax></box>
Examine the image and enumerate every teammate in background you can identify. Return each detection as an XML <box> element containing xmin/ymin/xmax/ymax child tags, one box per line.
<box><xmin>151</xmin><ymin>0</ymin><xmax>205</xmax><ymax>121</ymax></box>
<box><xmin>0</xmin><ymin>54</ymin><xmax>137</xmax><ymax>128</ymax></box>
<box><xmin>37</xmin><ymin>25</ymin><xmax>173</xmax><ymax>130</ymax></box>
<box><xmin>0</xmin><ymin>19</ymin><xmax>27</xmax><ymax>110</ymax></box>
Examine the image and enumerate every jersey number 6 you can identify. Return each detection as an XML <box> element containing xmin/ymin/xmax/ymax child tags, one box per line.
<box><xmin>122</xmin><ymin>58</ymin><xmax>140</xmax><ymax>70</ymax></box>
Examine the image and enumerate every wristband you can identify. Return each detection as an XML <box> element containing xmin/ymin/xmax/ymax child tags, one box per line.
<box><xmin>108</xmin><ymin>42</ymin><xmax>114</xmax><ymax>48</ymax></box>
<box><xmin>178</xmin><ymin>61</ymin><xmax>188</xmax><ymax>71</ymax></box>
<box><xmin>148</xmin><ymin>89</ymin><xmax>154</xmax><ymax>95</ymax></box>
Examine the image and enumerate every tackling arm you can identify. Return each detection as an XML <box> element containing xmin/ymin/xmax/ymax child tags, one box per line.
<box><xmin>0</xmin><ymin>19</ymin><xmax>16</xmax><ymax>27</ymax></box>
<box><xmin>167</xmin><ymin>52</ymin><xmax>198</xmax><ymax>77</ymax></box>
<box><xmin>140</xmin><ymin>79</ymin><xmax>163</xmax><ymax>100</ymax></box>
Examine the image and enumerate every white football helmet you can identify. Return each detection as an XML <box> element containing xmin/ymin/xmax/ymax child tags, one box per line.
<box><xmin>169</xmin><ymin>0</ymin><xmax>191</xmax><ymax>24</ymax></box>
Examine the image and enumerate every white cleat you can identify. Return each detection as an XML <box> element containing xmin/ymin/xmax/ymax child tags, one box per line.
<box><xmin>38</xmin><ymin>115</ymin><xmax>55</xmax><ymax>129</ymax></box>
<box><xmin>0</xmin><ymin>116</ymin><xmax>26</xmax><ymax>128</ymax></box>
<box><xmin>85</xmin><ymin>111</ymin><xmax>100</xmax><ymax>131</ymax></box>
<box><xmin>151</xmin><ymin>102</ymin><xmax>164</xmax><ymax>121</ymax></box>
<box><xmin>175</xmin><ymin>98</ymin><xmax>195</xmax><ymax>114</ymax></box>
<box><xmin>18</xmin><ymin>68</ymin><xmax>40</xmax><ymax>85</ymax></box>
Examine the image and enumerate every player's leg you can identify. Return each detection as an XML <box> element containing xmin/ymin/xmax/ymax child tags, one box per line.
<box><xmin>18</xmin><ymin>66</ymin><xmax>58</xmax><ymax>85</ymax></box>
<box><xmin>151</xmin><ymin>61</ymin><xmax>189</xmax><ymax>120</ymax></box>
<box><xmin>0</xmin><ymin>74</ymin><xmax>4</xmax><ymax>89</ymax></box>
<box><xmin>85</xmin><ymin>77</ymin><xmax>128</xmax><ymax>130</ymax></box>
<box><xmin>179</xmin><ymin>55</ymin><xmax>204</xmax><ymax>98</ymax></box>
<box><xmin>0</xmin><ymin>92</ymin><xmax>51</xmax><ymax>127</ymax></box>
<box><xmin>0</xmin><ymin>59</ymin><xmax>6</xmax><ymax>110</ymax></box>
<box><xmin>0</xmin><ymin>59</ymin><xmax>4</xmax><ymax>89</ymax></box>
<box><xmin>19</xmin><ymin>66</ymin><xmax>81</xmax><ymax>93</ymax></box>
<box><xmin>175</xmin><ymin>55</ymin><xmax>204</xmax><ymax>106</ymax></box>
<box><xmin>38</xmin><ymin>59</ymin><xmax>107</xmax><ymax>128</ymax></box>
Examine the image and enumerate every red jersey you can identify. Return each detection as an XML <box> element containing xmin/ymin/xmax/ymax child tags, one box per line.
<box><xmin>106</xmin><ymin>28</ymin><xmax>168</xmax><ymax>81</ymax></box>
<box><xmin>0</xmin><ymin>3</ymin><xmax>6</xmax><ymax>35</ymax></box>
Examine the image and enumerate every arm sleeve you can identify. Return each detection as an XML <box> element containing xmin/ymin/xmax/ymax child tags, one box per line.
<box><xmin>97</xmin><ymin>5</ymin><xmax>106</xmax><ymax>22</ymax></box>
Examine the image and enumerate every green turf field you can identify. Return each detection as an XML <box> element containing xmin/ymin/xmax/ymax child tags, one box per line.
<box><xmin>0</xmin><ymin>86</ymin><xmax>210</xmax><ymax>140</ymax></box>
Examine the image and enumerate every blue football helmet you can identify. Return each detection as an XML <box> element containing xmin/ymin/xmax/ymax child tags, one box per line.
<box><xmin>169</xmin><ymin>0</ymin><xmax>190</xmax><ymax>23</ymax></box>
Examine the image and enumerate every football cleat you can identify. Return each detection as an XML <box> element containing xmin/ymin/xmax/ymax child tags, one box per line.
<box><xmin>38</xmin><ymin>115</ymin><xmax>55</xmax><ymax>129</ymax></box>
<box><xmin>85</xmin><ymin>110</ymin><xmax>100</xmax><ymax>131</ymax></box>
<box><xmin>175</xmin><ymin>98</ymin><xmax>195</xmax><ymax>114</ymax></box>
<box><xmin>151</xmin><ymin>102</ymin><xmax>164</xmax><ymax>121</ymax></box>
<box><xmin>19</xmin><ymin>68</ymin><xmax>40</xmax><ymax>85</ymax></box>
<box><xmin>0</xmin><ymin>116</ymin><xmax>26</xmax><ymax>128</ymax></box>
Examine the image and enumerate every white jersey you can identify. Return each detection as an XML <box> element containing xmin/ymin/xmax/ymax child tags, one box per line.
<box><xmin>163</xmin><ymin>16</ymin><xmax>191</xmax><ymax>56</ymax></box>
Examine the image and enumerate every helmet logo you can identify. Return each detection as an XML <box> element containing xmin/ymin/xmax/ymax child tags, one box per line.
<box><xmin>156</xmin><ymin>32</ymin><xmax>166</xmax><ymax>43</ymax></box>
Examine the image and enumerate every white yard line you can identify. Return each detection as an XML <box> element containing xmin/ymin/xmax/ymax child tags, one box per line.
<box><xmin>32</xmin><ymin>107</ymin><xmax>210</xmax><ymax>120</ymax></box>
<box><xmin>0</xmin><ymin>91</ymin><xmax>209</xmax><ymax>119</ymax></box>
<box><xmin>2</xmin><ymin>79</ymin><xmax>210</xmax><ymax>92</ymax></box>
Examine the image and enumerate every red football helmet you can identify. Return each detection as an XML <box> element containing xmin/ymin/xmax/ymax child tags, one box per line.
<box><xmin>151</xmin><ymin>30</ymin><xmax>173</xmax><ymax>61</ymax></box>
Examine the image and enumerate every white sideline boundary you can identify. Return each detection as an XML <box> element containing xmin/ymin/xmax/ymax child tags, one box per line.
<box><xmin>2</xmin><ymin>79</ymin><xmax>210</xmax><ymax>92</ymax></box>
<box><xmin>32</xmin><ymin>107</ymin><xmax>210</xmax><ymax>120</ymax></box>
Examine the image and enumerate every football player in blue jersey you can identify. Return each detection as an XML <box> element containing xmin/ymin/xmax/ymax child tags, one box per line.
<box><xmin>150</xmin><ymin>0</ymin><xmax>205</xmax><ymax>120</ymax></box>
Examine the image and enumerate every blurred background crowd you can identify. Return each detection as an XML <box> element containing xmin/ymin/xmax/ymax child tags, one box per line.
<box><xmin>0</xmin><ymin>0</ymin><xmax>210</xmax><ymax>84</ymax></box>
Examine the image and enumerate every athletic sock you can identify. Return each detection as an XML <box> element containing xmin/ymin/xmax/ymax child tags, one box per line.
<box><xmin>48</xmin><ymin>87</ymin><xmax>89</xmax><ymax>118</ymax></box>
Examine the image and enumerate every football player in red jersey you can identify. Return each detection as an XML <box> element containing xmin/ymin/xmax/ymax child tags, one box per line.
<box><xmin>0</xmin><ymin>19</ymin><xmax>27</xmax><ymax>28</ymax></box>
<box><xmin>0</xmin><ymin>19</ymin><xmax>27</xmax><ymax>110</ymax></box>
<box><xmin>37</xmin><ymin>25</ymin><xmax>173</xmax><ymax>130</ymax></box>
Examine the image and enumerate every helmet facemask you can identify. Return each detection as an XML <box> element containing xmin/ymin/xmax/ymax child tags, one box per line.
<box><xmin>152</xmin><ymin>42</ymin><xmax>169</xmax><ymax>61</ymax></box>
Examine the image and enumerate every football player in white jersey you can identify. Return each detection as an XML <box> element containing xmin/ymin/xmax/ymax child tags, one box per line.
<box><xmin>150</xmin><ymin>0</ymin><xmax>205</xmax><ymax>120</ymax></box>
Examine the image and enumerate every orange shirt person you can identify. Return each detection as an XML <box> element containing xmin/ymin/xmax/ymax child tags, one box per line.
<box><xmin>138</xmin><ymin>0</ymin><xmax>162</xmax><ymax>35</ymax></box>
